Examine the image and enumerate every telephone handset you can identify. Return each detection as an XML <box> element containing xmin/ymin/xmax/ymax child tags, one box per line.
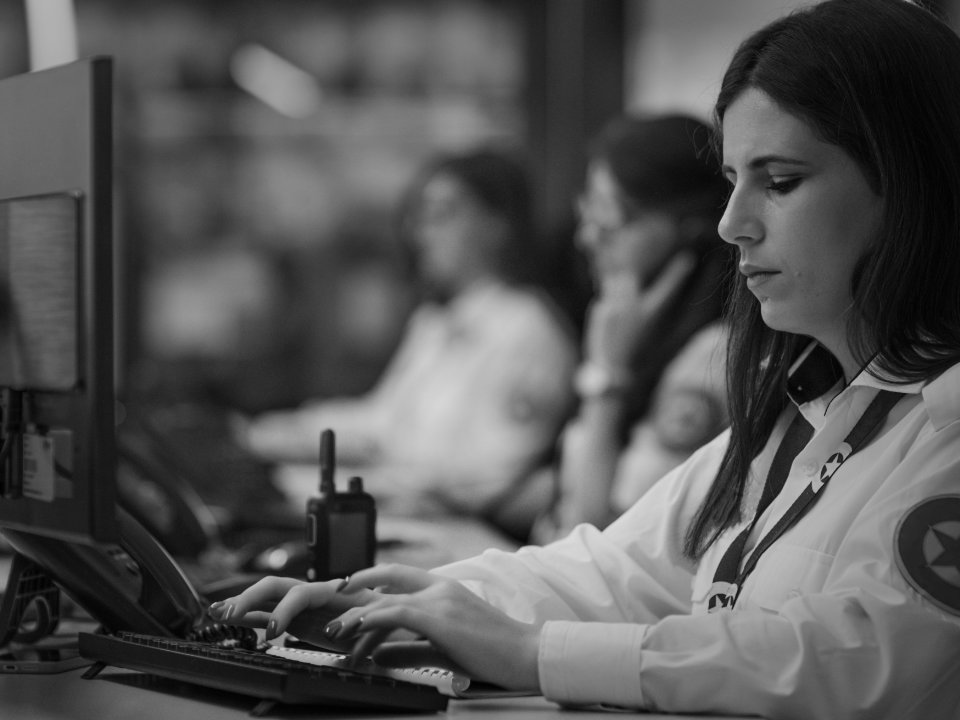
<box><xmin>1</xmin><ymin>506</ymin><xmax>208</xmax><ymax>639</ymax></box>
<box><xmin>115</xmin><ymin>421</ymin><xmax>221</xmax><ymax>561</ymax></box>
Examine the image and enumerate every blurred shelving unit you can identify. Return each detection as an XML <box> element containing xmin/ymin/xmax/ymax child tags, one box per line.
<box><xmin>84</xmin><ymin>0</ymin><xmax>538</xmax><ymax>413</ymax></box>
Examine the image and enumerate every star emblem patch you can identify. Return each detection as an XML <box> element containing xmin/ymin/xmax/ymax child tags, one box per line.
<box><xmin>814</xmin><ymin>441</ymin><xmax>852</xmax><ymax>493</ymax></box>
<box><xmin>895</xmin><ymin>495</ymin><xmax>960</xmax><ymax>615</ymax></box>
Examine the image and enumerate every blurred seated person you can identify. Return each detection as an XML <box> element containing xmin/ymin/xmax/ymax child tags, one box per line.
<box><xmin>501</xmin><ymin>115</ymin><xmax>733</xmax><ymax>542</ymax></box>
<box><xmin>540</xmin><ymin>321</ymin><xmax>728</xmax><ymax>540</ymax></box>
<box><xmin>240</xmin><ymin>149</ymin><xmax>578</xmax><ymax>517</ymax></box>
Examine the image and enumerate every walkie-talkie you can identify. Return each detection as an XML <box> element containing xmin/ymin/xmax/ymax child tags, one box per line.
<box><xmin>305</xmin><ymin>429</ymin><xmax>377</xmax><ymax>581</ymax></box>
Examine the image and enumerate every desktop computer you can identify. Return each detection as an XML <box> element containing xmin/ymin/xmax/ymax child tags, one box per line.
<box><xmin>0</xmin><ymin>57</ymin><xmax>446</xmax><ymax>714</ymax></box>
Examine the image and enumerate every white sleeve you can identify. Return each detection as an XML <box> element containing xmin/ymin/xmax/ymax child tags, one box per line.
<box><xmin>296</xmin><ymin>307</ymin><xmax>441</xmax><ymax>459</ymax></box>
<box><xmin>435</xmin><ymin>434</ymin><xmax>725</xmax><ymax>624</ymax></box>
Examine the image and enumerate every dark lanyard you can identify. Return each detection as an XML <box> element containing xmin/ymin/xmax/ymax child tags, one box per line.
<box><xmin>706</xmin><ymin>389</ymin><xmax>902</xmax><ymax>612</ymax></box>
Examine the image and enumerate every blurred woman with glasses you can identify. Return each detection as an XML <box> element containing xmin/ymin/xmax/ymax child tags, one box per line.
<box><xmin>527</xmin><ymin>114</ymin><xmax>733</xmax><ymax>541</ymax></box>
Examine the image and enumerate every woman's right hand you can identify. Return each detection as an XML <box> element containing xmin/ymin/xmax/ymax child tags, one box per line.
<box><xmin>208</xmin><ymin>575</ymin><xmax>377</xmax><ymax>651</ymax></box>
<box><xmin>584</xmin><ymin>251</ymin><xmax>696</xmax><ymax>374</ymax></box>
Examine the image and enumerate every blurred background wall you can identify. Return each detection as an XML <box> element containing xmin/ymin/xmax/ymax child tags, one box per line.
<box><xmin>0</xmin><ymin>0</ymin><xmax>955</xmax><ymax>415</ymax></box>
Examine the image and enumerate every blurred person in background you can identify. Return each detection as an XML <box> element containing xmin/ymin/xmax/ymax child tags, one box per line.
<box><xmin>240</xmin><ymin>148</ymin><xmax>578</xmax><ymax>517</ymax></box>
<box><xmin>506</xmin><ymin>114</ymin><xmax>733</xmax><ymax>543</ymax></box>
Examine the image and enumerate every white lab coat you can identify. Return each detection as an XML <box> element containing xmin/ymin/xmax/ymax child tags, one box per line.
<box><xmin>437</xmin><ymin>353</ymin><xmax>960</xmax><ymax>718</ymax></box>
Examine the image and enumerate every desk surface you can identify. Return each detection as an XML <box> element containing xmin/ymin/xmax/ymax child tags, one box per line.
<box><xmin>0</xmin><ymin>665</ymin><xmax>755</xmax><ymax>720</ymax></box>
<box><xmin>273</xmin><ymin>465</ymin><xmax>520</xmax><ymax>569</ymax></box>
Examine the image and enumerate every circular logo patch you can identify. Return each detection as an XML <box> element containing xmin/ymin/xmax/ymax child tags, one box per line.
<box><xmin>895</xmin><ymin>495</ymin><xmax>960</xmax><ymax>615</ymax></box>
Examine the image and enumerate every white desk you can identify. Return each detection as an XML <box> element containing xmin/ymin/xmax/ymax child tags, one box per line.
<box><xmin>0</xmin><ymin>665</ymin><xmax>757</xmax><ymax>719</ymax></box>
<box><xmin>271</xmin><ymin>464</ymin><xmax>521</xmax><ymax>569</ymax></box>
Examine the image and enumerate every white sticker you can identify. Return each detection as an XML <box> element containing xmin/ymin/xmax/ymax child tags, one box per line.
<box><xmin>22</xmin><ymin>433</ymin><xmax>56</xmax><ymax>502</ymax></box>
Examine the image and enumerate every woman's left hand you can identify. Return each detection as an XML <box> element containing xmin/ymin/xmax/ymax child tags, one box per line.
<box><xmin>328</xmin><ymin>564</ymin><xmax>542</xmax><ymax>693</ymax></box>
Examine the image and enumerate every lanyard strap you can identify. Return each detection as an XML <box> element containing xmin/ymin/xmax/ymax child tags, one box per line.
<box><xmin>707</xmin><ymin>389</ymin><xmax>902</xmax><ymax>612</ymax></box>
<box><xmin>710</xmin><ymin>410</ymin><xmax>813</xmax><ymax>596</ymax></box>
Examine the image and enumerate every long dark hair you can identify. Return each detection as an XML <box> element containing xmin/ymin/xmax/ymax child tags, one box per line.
<box><xmin>589</xmin><ymin>114</ymin><xmax>727</xmax><ymax>221</ymax></box>
<box><xmin>684</xmin><ymin>0</ymin><xmax>960</xmax><ymax>559</ymax></box>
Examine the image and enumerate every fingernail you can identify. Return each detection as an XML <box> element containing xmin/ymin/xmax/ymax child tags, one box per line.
<box><xmin>336</xmin><ymin>576</ymin><xmax>350</xmax><ymax>592</ymax></box>
<box><xmin>208</xmin><ymin>601</ymin><xmax>223</xmax><ymax>616</ymax></box>
<box><xmin>223</xmin><ymin>604</ymin><xmax>235</xmax><ymax>621</ymax></box>
<box><xmin>324</xmin><ymin>621</ymin><xmax>342</xmax><ymax>638</ymax></box>
<box><xmin>266</xmin><ymin>619</ymin><xmax>278</xmax><ymax>641</ymax></box>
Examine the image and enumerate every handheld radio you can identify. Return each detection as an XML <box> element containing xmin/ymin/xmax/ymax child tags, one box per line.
<box><xmin>305</xmin><ymin>429</ymin><xmax>377</xmax><ymax>581</ymax></box>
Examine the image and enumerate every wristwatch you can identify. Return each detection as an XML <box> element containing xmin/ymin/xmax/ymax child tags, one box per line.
<box><xmin>573</xmin><ymin>361</ymin><xmax>632</xmax><ymax>398</ymax></box>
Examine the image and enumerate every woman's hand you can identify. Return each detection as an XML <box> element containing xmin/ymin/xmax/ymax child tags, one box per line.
<box><xmin>208</xmin><ymin>575</ymin><xmax>377</xmax><ymax>652</ymax></box>
<box><xmin>584</xmin><ymin>251</ymin><xmax>696</xmax><ymax>374</ymax></box>
<box><xmin>209</xmin><ymin>566</ymin><xmax>542</xmax><ymax>692</ymax></box>
<box><xmin>340</xmin><ymin>565</ymin><xmax>541</xmax><ymax>692</ymax></box>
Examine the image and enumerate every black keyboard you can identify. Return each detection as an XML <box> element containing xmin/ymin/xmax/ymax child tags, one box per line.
<box><xmin>78</xmin><ymin>631</ymin><xmax>449</xmax><ymax>714</ymax></box>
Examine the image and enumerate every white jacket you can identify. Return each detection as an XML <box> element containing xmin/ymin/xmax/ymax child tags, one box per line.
<box><xmin>438</xmin><ymin>352</ymin><xmax>960</xmax><ymax>718</ymax></box>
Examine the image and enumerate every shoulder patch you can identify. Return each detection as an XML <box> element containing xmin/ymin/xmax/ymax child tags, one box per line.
<box><xmin>895</xmin><ymin>495</ymin><xmax>960</xmax><ymax>616</ymax></box>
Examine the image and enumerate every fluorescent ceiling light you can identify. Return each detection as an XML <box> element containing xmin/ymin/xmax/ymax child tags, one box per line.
<box><xmin>25</xmin><ymin>0</ymin><xmax>78</xmax><ymax>71</ymax></box>
<box><xmin>230</xmin><ymin>43</ymin><xmax>322</xmax><ymax>119</ymax></box>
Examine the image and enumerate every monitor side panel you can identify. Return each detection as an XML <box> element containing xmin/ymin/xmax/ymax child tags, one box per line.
<box><xmin>0</xmin><ymin>57</ymin><xmax>116</xmax><ymax>544</ymax></box>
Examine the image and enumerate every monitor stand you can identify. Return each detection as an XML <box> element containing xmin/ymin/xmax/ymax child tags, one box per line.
<box><xmin>0</xmin><ymin>508</ymin><xmax>208</xmax><ymax>674</ymax></box>
<box><xmin>0</xmin><ymin>553</ymin><xmax>87</xmax><ymax>673</ymax></box>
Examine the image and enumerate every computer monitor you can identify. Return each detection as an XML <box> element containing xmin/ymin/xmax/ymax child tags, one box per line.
<box><xmin>0</xmin><ymin>57</ymin><xmax>206</xmax><ymax>655</ymax></box>
<box><xmin>0</xmin><ymin>57</ymin><xmax>116</xmax><ymax>545</ymax></box>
